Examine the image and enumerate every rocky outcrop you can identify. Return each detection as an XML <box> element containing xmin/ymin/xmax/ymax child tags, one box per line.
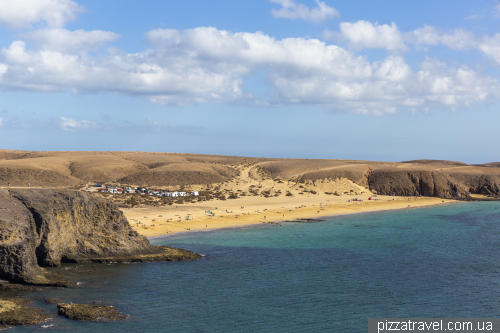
<box><xmin>9</xmin><ymin>188</ymin><xmax>154</xmax><ymax>267</ymax></box>
<box><xmin>57</xmin><ymin>303</ymin><xmax>127</xmax><ymax>321</ymax></box>
<box><xmin>0</xmin><ymin>189</ymin><xmax>46</xmax><ymax>284</ymax></box>
<box><xmin>448</xmin><ymin>173</ymin><xmax>500</xmax><ymax>195</ymax></box>
<box><xmin>0</xmin><ymin>298</ymin><xmax>52</xmax><ymax>328</ymax></box>
<box><xmin>366</xmin><ymin>170</ymin><xmax>468</xmax><ymax>198</ymax></box>
<box><xmin>0</xmin><ymin>189</ymin><xmax>199</xmax><ymax>285</ymax></box>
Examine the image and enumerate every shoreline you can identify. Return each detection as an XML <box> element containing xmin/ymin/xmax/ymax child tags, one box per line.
<box><xmin>148</xmin><ymin>199</ymin><xmax>461</xmax><ymax>241</ymax></box>
<box><xmin>122</xmin><ymin>194</ymin><xmax>459</xmax><ymax>238</ymax></box>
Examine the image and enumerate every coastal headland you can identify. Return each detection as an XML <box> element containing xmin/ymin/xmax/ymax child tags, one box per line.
<box><xmin>0</xmin><ymin>188</ymin><xmax>200</xmax><ymax>286</ymax></box>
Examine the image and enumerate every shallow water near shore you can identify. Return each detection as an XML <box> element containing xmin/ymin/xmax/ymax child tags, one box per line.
<box><xmin>8</xmin><ymin>202</ymin><xmax>500</xmax><ymax>332</ymax></box>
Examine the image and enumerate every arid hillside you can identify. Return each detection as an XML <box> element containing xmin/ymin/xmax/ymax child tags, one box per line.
<box><xmin>1</xmin><ymin>150</ymin><xmax>499</xmax><ymax>198</ymax></box>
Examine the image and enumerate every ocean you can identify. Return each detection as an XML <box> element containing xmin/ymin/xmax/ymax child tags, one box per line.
<box><xmin>8</xmin><ymin>202</ymin><xmax>500</xmax><ymax>332</ymax></box>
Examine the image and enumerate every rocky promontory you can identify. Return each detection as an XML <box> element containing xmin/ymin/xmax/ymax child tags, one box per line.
<box><xmin>0</xmin><ymin>188</ymin><xmax>200</xmax><ymax>285</ymax></box>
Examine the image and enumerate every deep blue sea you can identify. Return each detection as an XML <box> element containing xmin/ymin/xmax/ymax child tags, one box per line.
<box><xmin>8</xmin><ymin>202</ymin><xmax>500</xmax><ymax>332</ymax></box>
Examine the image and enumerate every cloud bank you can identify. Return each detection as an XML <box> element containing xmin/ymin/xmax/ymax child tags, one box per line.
<box><xmin>0</xmin><ymin>26</ymin><xmax>498</xmax><ymax>115</ymax></box>
<box><xmin>0</xmin><ymin>0</ymin><xmax>499</xmax><ymax>116</ymax></box>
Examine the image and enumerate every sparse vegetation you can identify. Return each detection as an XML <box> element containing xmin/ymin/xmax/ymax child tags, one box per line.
<box><xmin>126</xmin><ymin>195</ymin><xmax>139</xmax><ymax>207</ymax></box>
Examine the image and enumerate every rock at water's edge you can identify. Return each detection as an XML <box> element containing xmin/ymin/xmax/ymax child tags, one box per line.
<box><xmin>0</xmin><ymin>298</ymin><xmax>52</xmax><ymax>327</ymax></box>
<box><xmin>57</xmin><ymin>303</ymin><xmax>127</xmax><ymax>321</ymax></box>
<box><xmin>0</xmin><ymin>188</ymin><xmax>200</xmax><ymax>285</ymax></box>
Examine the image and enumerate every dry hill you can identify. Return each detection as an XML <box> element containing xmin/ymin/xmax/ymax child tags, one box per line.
<box><xmin>1</xmin><ymin>150</ymin><xmax>499</xmax><ymax>198</ymax></box>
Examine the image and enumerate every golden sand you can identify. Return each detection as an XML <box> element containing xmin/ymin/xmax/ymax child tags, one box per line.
<box><xmin>122</xmin><ymin>194</ymin><xmax>456</xmax><ymax>238</ymax></box>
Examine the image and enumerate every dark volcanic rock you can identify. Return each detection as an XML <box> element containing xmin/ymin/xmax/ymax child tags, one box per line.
<box><xmin>0</xmin><ymin>188</ymin><xmax>200</xmax><ymax>285</ymax></box>
<box><xmin>57</xmin><ymin>303</ymin><xmax>127</xmax><ymax>321</ymax></box>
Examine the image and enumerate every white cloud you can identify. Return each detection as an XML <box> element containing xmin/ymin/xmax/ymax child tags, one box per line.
<box><xmin>270</xmin><ymin>0</ymin><xmax>339</xmax><ymax>23</ymax></box>
<box><xmin>0</xmin><ymin>63</ymin><xmax>6</xmax><ymax>77</ymax></box>
<box><xmin>20</xmin><ymin>29</ymin><xmax>120</xmax><ymax>53</ymax></box>
<box><xmin>408</xmin><ymin>26</ymin><xmax>500</xmax><ymax>66</ymax></box>
<box><xmin>478</xmin><ymin>34</ymin><xmax>500</xmax><ymax>65</ymax></box>
<box><xmin>0</xmin><ymin>0</ymin><xmax>86</xmax><ymax>29</ymax></box>
<box><xmin>268</xmin><ymin>56</ymin><xmax>498</xmax><ymax>115</ymax></box>
<box><xmin>373</xmin><ymin>56</ymin><xmax>412</xmax><ymax>81</ymax></box>
<box><xmin>0</xmin><ymin>27</ymin><xmax>498</xmax><ymax>115</ymax></box>
<box><xmin>325</xmin><ymin>20</ymin><xmax>407</xmax><ymax>51</ymax></box>
<box><xmin>410</xmin><ymin>25</ymin><xmax>476</xmax><ymax>50</ymax></box>
<box><xmin>0</xmin><ymin>118</ymin><xmax>3</xmax><ymax>127</ymax></box>
<box><xmin>58</xmin><ymin>117</ymin><xmax>96</xmax><ymax>131</ymax></box>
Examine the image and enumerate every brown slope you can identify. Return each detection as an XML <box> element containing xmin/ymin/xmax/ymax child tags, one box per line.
<box><xmin>1</xmin><ymin>150</ymin><xmax>500</xmax><ymax>198</ymax></box>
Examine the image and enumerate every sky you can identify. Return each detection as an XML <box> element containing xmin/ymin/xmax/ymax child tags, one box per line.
<box><xmin>0</xmin><ymin>0</ymin><xmax>499</xmax><ymax>163</ymax></box>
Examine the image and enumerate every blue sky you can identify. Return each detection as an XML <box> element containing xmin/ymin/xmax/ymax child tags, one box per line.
<box><xmin>0</xmin><ymin>0</ymin><xmax>499</xmax><ymax>163</ymax></box>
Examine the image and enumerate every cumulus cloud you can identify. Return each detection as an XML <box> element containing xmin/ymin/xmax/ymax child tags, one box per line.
<box><xmin>0</xmin><ymin>27</ymin><xmax>498</xmax><ymax>115</ymax></box>
<box><xmin>325</xmin><ymin>20</ymin><xmax>407</xmax><ymax>51</ymax></box>
<box><xmin>57</xmin><ymin>117</ymin><xmax>97</xmax><ymax>131</ymax></box>
<box><xmin>270</xmin><ymin>0</ymin><xmax>339</xmax><ymax>23</ymax></box>
<box><xmin>0</xmin><ymin>0</ymin><xmax>86</xmax><ymax>29</ymax></box>
<box><xmin>327</xmin><ymin>20</ymin><xmax>500</xmax><ymax>68</ymax></box>
<box><xmin>20</xmin><ymin>29</ymin><xmax>120</xmax><ymax>52</ymax></box>
<box><xmin>0</xmin><ymin>118</ymin><xmax>3</xmax><ymax>127</ymax></box>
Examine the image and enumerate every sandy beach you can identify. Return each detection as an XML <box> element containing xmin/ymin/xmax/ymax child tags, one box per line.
<box><xmin>122</xmin><ymin>194</ymin><xmax>457</xmax><ymax>238</ymax></box>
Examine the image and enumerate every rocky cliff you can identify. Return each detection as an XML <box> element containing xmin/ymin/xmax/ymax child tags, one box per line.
<box><xmin>0</xmin><ymin>188</ymin><xmax>199</xmax><ymax>285</ymax></box>
<box><xmin>292</xmin><ymin>168</ymin><xmax>500</xmax><ymax>199</ymax></box>
<box><xmin>366</xmin><ymin>169</ymin><xmax>469</xmax><ymax>198</ymax></box>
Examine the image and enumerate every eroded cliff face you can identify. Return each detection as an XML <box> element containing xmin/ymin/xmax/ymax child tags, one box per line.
<box><xmin>367</xmin><ymin>170</ymin><xmax>469</xmax><ymax>198</ymax></box>
<box><xmin>0</xmin><ymin>189</ymin><xmax>42</xmax><ymax>284</ymax></box>
<box><xmin>9</xmin><ymin>189</ymin><xmax>153</xmax><ymax>267</ymax></box>
<box><xmin>0</xmin><ymin>189</ymin><xmax>197</xmax><ymax>285</ymax></box>
<box><xmin>448</xmin><ymin>173</ymin><xmax>500</xmax><ymax>195</ymax></box>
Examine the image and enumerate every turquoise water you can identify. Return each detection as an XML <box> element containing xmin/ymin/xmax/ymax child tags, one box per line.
<box><xmin>8</xmin><ymin>202</ymin><xmax>500</xmax><ymax>332</ymax></box>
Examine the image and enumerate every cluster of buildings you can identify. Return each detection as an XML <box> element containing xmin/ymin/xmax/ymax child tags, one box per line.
<box><xmin>89</xmin><ymin>185</ymin><xmax>199</xmax><ymax>197</ymax></box>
